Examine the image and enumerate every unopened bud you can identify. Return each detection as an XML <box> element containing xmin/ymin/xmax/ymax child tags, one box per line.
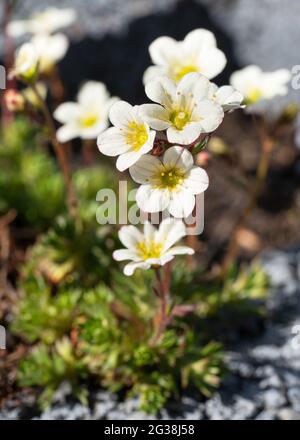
<box><xmin>4</xmin><ymin>89</ymin><xmax>25</xmax><ymax>112</ymax></box>
<box><xmin>196</xmin><ymin>151</ymin><xmax>211</xmax><ymax>167</ymax></box>
<box><xmin>10</xmin><ymin>43</ymin><xmax>39</xmax><ymax>84</ymax></box>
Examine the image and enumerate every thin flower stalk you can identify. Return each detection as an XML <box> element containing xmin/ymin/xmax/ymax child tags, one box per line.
<box><xmin>31</xmin><ymin>83</ymin><xmax>78</xmax><ymax>217</ymax></box>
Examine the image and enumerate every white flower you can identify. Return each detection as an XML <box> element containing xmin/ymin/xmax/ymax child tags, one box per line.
<box><xmin>140</xmin><ymin>73</ymin><xmax>224</xmax><ymax>145</ymax></box>
<box><xmin>208</xmin><ymin>83</ymin><xmax>244</xmax><ymax>112</ymax></box>
<box><xmin>11</xmin><ymin>43</ymin><xmax>39</xmax><ymax>82</ymax></box>
<box><xmin>97</xmin><ymin>101</ymin><xmax>156</xmax><ymax>171</ymax></box>
<box><xmin>31</xmin><ymin>33</ymin><xmax>69</xmax><ymax>74</ymax></box>
<box><xmin>230</xmin><ymin>65</ymin><xmax>291</xmax><ymax>105</ymax></box>
<box><xmin>54</xmin><ymin>81</ymin><xmax>117</xmax><ymax>142</ymax></box>
<box><xmin>129</xmin><ymin>145</ymin><xmax>209</xmax><ymax>218</ymax></box>
<box><xmin>113</xmin><ymin>218</ymin><xmax>194</xmax><ymax>276</ymax></box>
<box><xmin>7</xmin><ymin>7</ymin><xmax>76</xmax><ymax>37</ymax></box>
<box><xmin>143</xmin><ymin>28</ymin><xmax>226</xmax><ymax>84</ymax></box>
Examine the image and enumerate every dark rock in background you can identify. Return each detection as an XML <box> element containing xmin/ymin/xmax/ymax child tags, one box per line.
<box><xmin>57</xmin><ymin>0</ymin><xmax>239</xmax><ymax>104</ymax></box>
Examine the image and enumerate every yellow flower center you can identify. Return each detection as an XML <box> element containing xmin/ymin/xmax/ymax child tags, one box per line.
<box><xmin>125</xmin><ymin>121</ymin><xmax>149</xmax><ymax>151</ymax></box>
<box><xmin>155</xmin><ymin>166</ymin><xmax>185</xmax><ymax>190</ymax></box>
<box><xmin>245</xmin><ymin>88</ymin><xmax>263</xmax><ymax>105</ymax></box>
<box><xmin>80</xmin><ymin>113</ymin><xmax>98</xmax><ymax>128</ymax></box>
<box><xmin>169</xmin><ymin>109</ymin><xmax>191</xmax><ymax>130</ymax></box>
<box><xmin>136</xmin><ymin>240</ymin><xmax>163</xmax><ymax>260</ymax></box>
<box><xmin>172</xmin><ymin>63</ymin><xmax>199</xmax><ymax>82</ymax></box>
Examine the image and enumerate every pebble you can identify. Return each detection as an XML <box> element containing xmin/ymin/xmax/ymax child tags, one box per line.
<box><xmin>263</xmin><ymin>389</ymin><xmax>286</xmax><ymax>410</ymax></box>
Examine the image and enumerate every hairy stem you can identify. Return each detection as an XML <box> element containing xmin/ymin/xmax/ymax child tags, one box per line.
<box><xmin>31</xmin><ymin>83</ymin><xmax>78</xmax><ymax>217</ymax></box>
<box><xmin>151</xmin><ymin>265</ymin><xmax>171</xmax><ymax>345</ymax></box>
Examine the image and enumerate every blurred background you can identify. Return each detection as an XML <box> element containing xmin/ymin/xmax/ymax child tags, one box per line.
<box><xmin>0</xmin><ymin>0</ymin><xmax>300</xmax><ymax>421</ymax></box>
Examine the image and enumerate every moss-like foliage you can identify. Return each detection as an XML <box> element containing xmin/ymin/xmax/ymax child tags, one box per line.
<box><xmin>14</xmin><ymin>241</ymin><xmax>269</xmax><ymax>413</ymax></box>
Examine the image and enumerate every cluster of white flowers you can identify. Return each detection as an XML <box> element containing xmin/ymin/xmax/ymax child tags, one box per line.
<box><xmin>96</xmin><ymin>29</ymin><xmax>244</xmax><ymax>275</ymax></box>
<box><xmin>9</xmin><ymin>7</ymin><xmax>77</xmax><ymax>79</ymax></box>
<box><xmin>229</xmin><ymin>65</ymin><xmax>291</xmax><ymax>112</ymax></box>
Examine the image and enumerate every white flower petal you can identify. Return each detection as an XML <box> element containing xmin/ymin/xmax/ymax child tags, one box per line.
<box><xmin>195</xmin><ymin>100</ymin><xmax>224</xmax><ymax>133</ymax></box>
<box><xmin>136</xmin><ymin>185</ymin><xmax>170</xmax><ymax>213</ymax></box>
<box><xmin>119</xmin><ymin>225</ymin><xmax>143</xmax><ymax>250</ymax></box>
<box><xmin>139</xmin><ymin>104</ymin><xmax>170</xmax><ymax>130</ymax></box>
<box><xmin>143</xmin><ymin>221</ymin><xmax>156</xmax><ymax>241</ymax></box>
<box><xmin>97</xmin><ymin>127</ymin><xmax>132</xmax><ymax>156</ymax></box>
<box><xmin>113</xmin><ymin>249</ymin><xmax>140</xmax><ymax>261</ymax></box>
<box><xmin>129</xmin><ymin>154</ymin><xmax>161</xmax><ymax>184</ymax></box>
<box><xmin>123</xmin><ymin>261</ymin><xmax>151</xmax><ymax>276</ymax></box>
<box><xmin>230</xmin><ymin>65</ymin><xmax>262</xmax><ymax>95</ymax></box>
<box><xmin>109</xmin><ymin>100</ymin><xmax>134</xmax><ymax>128</ymax></box>
<box><xmin>156</xmin><ymin>218</ymin><xmax>186</xmax><ymax>250</ymax></box>
<box><xmin>145</xmin><ymin>76</ymin><xmax>176</xmax><ymax>108</ymax></box>
<box><xmin>148</xmin><ymin>254</ymin><xmax>174</xmax><ymax>266</ymax></box>
<box><xmin>163</xmin><ymin>146</ymin><xmax>194</xmax><ymax>170</ymax></box>
<box><xmin>215</xmin><ymin>85</ymin><xmax>244</xmax><ymax>111</ymax></box>
<box><xmin>78</xmin><ymin>81</ymin><xmax>109</xmax><ymax>106</ymax></box>
<box><xmin>149</xmin><ymin>36</ymin><xmax>179</xmax><ymax>66</ymax></box>
<box><xmin>165</xmin><ymin>245</ymin><xmax>195</xmax><ymax>256</ymax></box>
<box><xmin>184</xmin><ymin>166</ymin><xmax>209</xmax><ymax>194</ymax></box>
<box><xmin>116</xmin><ymin>151</ymin><xmax>144</xmax><ymax>171</ymax></box>
<box><xmin>143</xmin><ymin>65</ymin><xmax>166</xmax><ymax>84</ymax></box>
<box><xmin>176</xmin><ymin>72</ymin><xmax>210</xmax><ymax>102</ymax></box>
<box><xmin>183</xmin><ymin>28</ymin><xmax>217</xmax><ymax>53</ymax></box>
<box><xmin>56</xmin><ymin>124</ymin><xmax>79</xmax><ymax>142</ymax></box>
<box><xmin>168</xmin><ymin>190</ymin><xmax>195</xmax><ymax>218</ymax></box>
<box><xmin>54</xmin><ymin>102</ymin><xmax>80</xmax><ymax>123</ymax></box>
<box><xmin>166</xmin><ymin>123</ymin><xmax>202</xmax><ymax>145</ymax></box>
<box><xmin>7</xmin><ymin>20</ymin><xmax>29</xmax><ymax>38</ymax></box>
<box><xmin>197</xmin><ymin>48</ymin><xmax>227</xmax><ymax>79</ymax></box>
<box><xmin>32</xmin><ymin>33</ymin><xmax>69</xmax><ymax>71</ymax></box>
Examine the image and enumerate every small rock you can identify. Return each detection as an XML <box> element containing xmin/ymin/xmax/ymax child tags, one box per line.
<box><xmin>278</xmin><ymin>408</ymin><xmax>300</xmax><ymax>420</ymax></box>
<box><xmin>263</xmin><ymin>389</ymin><xmax>286</xmax><ymax>409</ymax></box>
<box><xmin>283</xmin><ymin>371</ymin><xmax>300</xmax><ymax>387</ymax></box>
<box><xmin>255</xmin><ymin>410</ymin><xmax>277</xmax><ymax>420</ymax></box>
<box><xmin>259</xmin><ymin>373</ymin><xmax>282</xmax><ymax>389</ymax></box>
<box><xmin>250</xmin><ymin>345</ymin><xmax>281</xmax><ymax>362</ymax></box>
<box><xmin>287</xmin><ymin>387</ymin><xmax>300</xmax><ymax>412</ymax></box>
<box><xmin>93</xmin><ymin>401</ymin><xmax>116</xmax><ymax>419</ymax></box>
<box><xmin>52</xmin><ymin>381</ymin><xmax>72</xmax><ymax>405</ymax></box>
<box><xmin>205</xmin><ymin>395</ymin><xmax>233</xmax><ymax>420</ymax></box>
<box><xmin>231</xmin><ymin>396</ymin><xmax>257</xmax><ymax>420</ymax></box>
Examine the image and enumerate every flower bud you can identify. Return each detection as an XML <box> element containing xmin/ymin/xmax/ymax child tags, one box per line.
<box><xmin>196</xmin><ymin>151</ymin><xmax>211</xmax><ymax>167</ymax></box>
<box><xmin>4</xmin><ymin>89</ymin><xmax>25</xmax><ymax>112</ymax></box>
<box><xmin>11</xmin><ymin>43</ymin><xmax>39</xmax><ymax>83</ymax></box>
<box><xmin>23</xmin><ymin>82</ymin><xmax>47</xmax><ymax>109</ymax></box>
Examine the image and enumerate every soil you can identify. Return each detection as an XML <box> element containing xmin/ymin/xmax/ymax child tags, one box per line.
<box><xmin>203</xmin><ymin>111</ymin><xmax>300</xmax><ymax>265</ymax></box>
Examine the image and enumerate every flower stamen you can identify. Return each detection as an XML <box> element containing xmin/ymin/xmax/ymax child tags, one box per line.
<box><xmin>79</xmin><ymin>113</ymin><xmax>98</xmax><ymax>128</ymax></box>
<box><xmin>126</xmin><ymin>121</ymin><xmax>148</xmax><ymax>151</ymax></box>
<box><xmin>169</xmin><ymin>109</ymin><xmax>191</xmax><ymax>130</ymax></box>
<box><xmin>136</xmin><ymin>240</ymin><xmax>163</xmax><ymax>260</ymax></box>
<box><xmin>156</xmin><ymin>166</ymin><xmax>185</xmax><ymax>190</ymax></box>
